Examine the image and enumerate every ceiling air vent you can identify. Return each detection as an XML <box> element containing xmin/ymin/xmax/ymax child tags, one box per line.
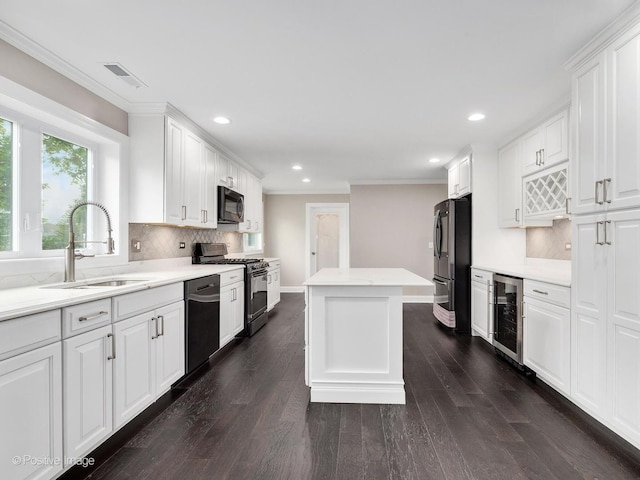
<box><xmin>102</xmin><ymin>62</ymin><xmax>147</xmax><ymax>88</ymax></box>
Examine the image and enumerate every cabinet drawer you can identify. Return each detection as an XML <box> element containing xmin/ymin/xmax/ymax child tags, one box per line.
<box><xmin>471</xmin><ymin>268</ymin><xmax>493</xmax><ymax>283</ymax></box>
<box><xmin>63</xmin><ymin>299</ymin><xmax>112</xmax><ymax>338</ymax></box>
<box><xmin>0</xmin><ymin>309</ymin><xmax>61</xmax><ymax>361</ymax></box>
<box><xmin>113</xmin><ymin>283</ymin><xmax>183</xmax><ymax>322</ymax></box>
<box><xmin>524</xmin><ymin>279</ymin><xmax>570</xmax><ymax>308</ymax></box>
<box><xmin>220</xmin><ymin>268</ymin><xmax>244</xmax><ymax>287</ymax></box>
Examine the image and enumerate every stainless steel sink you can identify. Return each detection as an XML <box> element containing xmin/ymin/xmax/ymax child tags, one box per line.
<box><xmin>43</xmin><ymin>279</ymin><xmax>148</xmax><ymax>289</ymax></box>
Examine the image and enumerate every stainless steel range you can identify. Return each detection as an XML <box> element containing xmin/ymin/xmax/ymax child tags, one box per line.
<box><xmin>193</xmin><ymin>243</ymin><xmax>270</xmax><ymax>336</ymax></box>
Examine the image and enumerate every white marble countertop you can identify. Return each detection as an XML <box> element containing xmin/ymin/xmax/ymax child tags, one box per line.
<box><xmin>0</xmin><ymin>264</ymin><xmax>245</xmax><ymax>322</ymax></box>
<box><xmin>303</xmin><ymin>268</ymin><xmax>432</xmax><ymax>287</ymax></box>
<box><xmin>472</xmin><ymin>261</ymin><xmax>571</xmax><ymax>287</ymax></box>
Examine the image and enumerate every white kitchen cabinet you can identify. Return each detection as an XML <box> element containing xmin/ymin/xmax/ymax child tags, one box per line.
<box><xmin>447</xmin><ymin>155</ymin><xmax>471</xmax><ymax>199</ymax></box>
<box><xmin>220</xmin><ymin>269</ymin><xmax>245</xmax><ymax>348</ymax></box>
<box><xmin>523</xmin><ymin>283</ymin><xmax>571</xmax><ymax>397</ymax></box>
<box><xmin>216</xmin><ymin>153</ymin><xmax>239</xmax><ymax>190</ymax></box>
<box><xmin>571</xmin><ymin>25</ymin><xmax>640</xmax><ymax>216</ymax></box>
<box><xmin>572</xmin><ymin>209</ymin><xmax>640</xmax><ymax>446</ymax></box>
<box><xmin>238</xmin><ymin>172</ymin><xmax>263</xmax><ymax>233</ymax></box>
<box><xmin>521</xmin><ymin>109</ymin><xmax>569</xmax><ymax>176</ymax></box>
<box><xmin>129</xmin><ymin>113</ymin><xmax>217</xmax><ymax>227</ymax></box>
<box><xmin>0</xmin><ymin>343</ymin><xmax>63</xmax><ymax>480</ymax></box>
<box><xmin>267</xmin><ymin>261</ymin><xmax>281</xmax><ymax>312</ymax></box>
<box><xmin>523</xmin><ymin>162</ymin><xmax>569</xmax><ymax>220</ymax></box>
<box><xmin>470</xmin><ymin>268</ymin><xmax>492</xmax><ymax>343</ymax></box>
<box><xmin>498</xmin><ymin>140</ymin><xmax>523</xmax><ymax>227</ymax></box>
<box><xmin>113</xmin><ymin>299</ymin><xmax>184</xmax><ymax>429</ymax></box>
<box><xmin>63</xmin><ymin>325</ymin><xmax>113</xmax><ymax>460</ymax></box>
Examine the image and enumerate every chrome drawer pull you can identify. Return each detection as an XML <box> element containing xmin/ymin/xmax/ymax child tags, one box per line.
<box><xmin>79</xmin><ymin>311</ymin><xmax>108</xmax><ymax>322</ymax></box>
<box><xmin>107</xmin><ymin>333</ymin><xmax>116</xmax><ymax>360</ymax></box>
<box><xmin>532</xmin><ymin>289</ymin><xmax>548</xmax><ymax>295</ymax></box>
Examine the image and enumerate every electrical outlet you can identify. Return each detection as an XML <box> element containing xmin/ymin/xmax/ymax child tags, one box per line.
<box><xmin>565</xmin><ymin>243</ymin><xmax>572</xmax><ymax>250</ymax></box>
<box><xmin>179</xmin><ymin>242</ymin><xmax>186</xmax><ymax>249</ymax></box>
<box><xmin>131</xmin><ymin>239</ymin><xmax>142</xmax><ymax>253</ymax></box>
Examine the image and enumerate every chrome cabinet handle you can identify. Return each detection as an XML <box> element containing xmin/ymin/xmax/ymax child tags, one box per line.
<box><xmin>603</xmin><ymin>178</ymin><xmax>612</xmax><ymax>204</ymax></box>
<box><xmin>565</xmin><ymin>197</ymin><xmax>571</xmax><ymax>214</ymax></box>
<box><xmin>595</xmin><ymin>180</ymin><xmax>604</xmax><ymax>205</ymax></box>
<box><xmin>515</xmin><ymin>208</ymin><xmax>520</xmax><ymax>222</ymax></box>
<box><xmin>540</xmin><ymin>148</ymin><xmax>544</xmax><ymax>166</ymax></box>
<box><xmin>181</xmin><ymin>205</ymin><xmax>187</xmax><ymax>220</ymax></box>
<box><xmin>596</xmin><ymin>221</ymin><xmax>604</xmax><ymax>245</ymax></box>
<box><xmin>151</xmin><ymin>316</ymin><xmax>159</xmax><ymax>339</ymax></box>
<box><xmin>474</xmin><ymin>274</ymin><xmax>483</xmax><ymax>278</ymax></box>
<box><xmin>268</xmin><ymin>274</ymin><xmax>272</xmax><ymax>284</ymax></box>
<box><xmin>158</xmin><ymin>315</ymin><xmax>165</xmax><ymax>336</ymax></box>
<box><xmin>107</xmin><ymin>333</ymin><xmax>116</xmax><ymax>360</ymax></box>
<box><xmin>532</xmin><ymin>289</ymin><xmax>548</xmax><ymax>295</ymax></box>
<box><xmin>79</xmin><ymin>310</ymin><xmax>108</xmax><ymax>322</ymax></box>
<box><xmin>604</xmin><ymin>220</ymin><xmax>612</xmax><ymax>245</ymax></box>
<box><xmin>535</xmin><ymin>150</ymin><xmax>540</xmax><ymax>166</ymax></box>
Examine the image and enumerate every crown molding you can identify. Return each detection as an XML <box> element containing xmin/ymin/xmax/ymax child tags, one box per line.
<box><xmin>0</xmin><ymin>19</ymin><xmax>133</xmax><ymax>112</ymax></box>
<box><xmin>348</xmin><ymin>178</ymin><xmax>447</xmax><ymax>186</ymax></box>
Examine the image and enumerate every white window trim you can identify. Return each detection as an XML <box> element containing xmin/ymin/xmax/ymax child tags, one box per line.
<box><xmin>0</xmin><ymin>76</ymin><xmax>129</xmax><ymax>277</ymax></box>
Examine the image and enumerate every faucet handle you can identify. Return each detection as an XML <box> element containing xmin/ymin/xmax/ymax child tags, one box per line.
<box><xmin>74</xmin><ymin>251</ymin><xmax>96</xmax><ymax>260</ymax></box>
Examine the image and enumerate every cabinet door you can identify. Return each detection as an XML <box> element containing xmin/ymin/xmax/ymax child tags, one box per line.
<box><xmin>607</xmin><ymin>26</ymin><xmax>640</xmax><ymax>211</ymax></box>
<box><xmin>165</xmin><ymin>118</ymin><xmax>185</xmax><ymax>224</ymax></box>
<box><xmin>458</xmin><ymin>156</ymin><xmax>471</xmax><ymax>196</ymax></box>
<box><xmin>447</xmin><ymin>164</ymin><xmax>459</xmax><ymax>198</ymax></box>
<box><xmin>203</xmin><ymin>145</ymin><xmax>218</xmax><ymax>228</ymax></box>
<box><xmin>113</xmin><ymin>314</ymin><xmax>154</xmax><ymax>429</ymax></box>
<box><xmin>0</xmin><ymin>343</ymin><xmax>62</xmax><ymax>480</ymax></box>
<box><xmin>471</xmin><ymin>280</ymin><xmax>491</xmax><ymax>342</ymax></box>
<box><xmin>232</xmin><ymin>283</ymin><xmax>245</xmax><ymax>335</ymax></box>
<box><xmin>572</xmin><ymin>54</ymin><xmax>606</xmax><ymax>215</ymax></box>
<box><xmin>571</xmin><ymin>214</ymin><xmax>608</xmax><ymax>418</ymax></box>
<box><xmin>542</xmin><ymin>109</ymin><xmax>569</xmax><ymax>169</ymax></box>
<box><xmin>183</xmin><ymin>130</ymin><xmax>204</xmax><ymax>226</ymax></box>
<box><xmin>273</xmin><ymin>269</ymin><xmax>281</xmax><ymax>307</ymax></box>
<box><xmin>63</xmin><ymin>325</ymin><xmax>113</xmax><ymax>460</ymax></box>
<box><xmin>498</xmin><ymin>140</ymin><xmax>523</xmax><ymax>227</ymax></box>
<box><xmin>606</xmin><ymin>209</ymin><xmax>640</xmax><ymax>442</ymax></box>
<box><xmin>220</xmin><ymin>284</ymin><xmax>235</xmax><ymax>347</ymax></box>
<box><xmin>523</xmin><ymin>297</ymin><xmax>570</xmax><ymax>396</ymax></box>
<box><xmin>155</xmin><ymin>302</ymin><xmax>185</xmax><ymax>395</ymax></box>
<box><xmin>521</xmin><ymin>128</ymin><xmax>544</xmax><ymax>176</ymax></box>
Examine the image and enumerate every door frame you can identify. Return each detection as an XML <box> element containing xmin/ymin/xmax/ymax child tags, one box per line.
<box><xmin>305</xmin><ymin>203</ymin><xmax>350</xmax><ymax>280</ymax></box>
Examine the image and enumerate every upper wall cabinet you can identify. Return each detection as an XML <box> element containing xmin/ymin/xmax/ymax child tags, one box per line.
<box><xmin>129</xmin><ymin>114</ymin><xmax>217</xmax><ymax>228</ymax></box>
<box><xmin>217</xmin><ymin>153</ymin><xmax>239</xmax><ymax>191</ymax></box>
<box><xmin>447</xmin><ymin>154</ymin><xmax>471</xmax><ymax>199</ymax></box>
<box><xmin>571</xmin><ymin>24</ymin><xmax>640</xmax><ymax>215</ymax></box>
<box><xmin>521</xmin><ymin>109</ymin><xmax>569</xmax><ymax>176</ymax></box>
<box><xmin>497</xmin><ymin>140</ymin><xmax>523</xmax><ymax>227</ymax></box>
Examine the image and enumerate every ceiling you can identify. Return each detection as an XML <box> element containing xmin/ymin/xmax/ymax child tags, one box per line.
<box><xmin>0</xmin><ymin>0</ymin><xmax>637</xmax><ymax>193</ymax></box>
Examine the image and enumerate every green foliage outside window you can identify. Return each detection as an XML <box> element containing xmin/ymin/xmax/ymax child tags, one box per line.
<box><xmin>0</xmin><ymin>118</ymin><xmax>13</xmax><ymax>251</ymax></box>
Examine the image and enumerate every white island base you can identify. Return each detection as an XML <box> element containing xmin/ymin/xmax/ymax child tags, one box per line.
<box><xmin>303</xmin><ymin>268</ymin><xmax>431</xmax><ymax>405</ymax></box>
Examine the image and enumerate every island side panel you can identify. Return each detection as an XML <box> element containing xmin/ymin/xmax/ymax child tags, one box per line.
<box><xmin>306</xmin><ymin>285</ymin><xmax>405</xmax><ymax>404</ymax></box>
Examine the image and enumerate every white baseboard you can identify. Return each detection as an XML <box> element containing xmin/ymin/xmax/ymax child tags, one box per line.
<box><xmin>281</xmin><ymin>286</ymin><xmax>305</xmax><ymax>293</ymax></box>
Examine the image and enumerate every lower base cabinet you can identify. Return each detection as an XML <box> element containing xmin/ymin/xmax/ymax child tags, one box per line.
<box><xmin>523</xmin><ymin>296</ymin><xmax>571</xmax><ymax>396</ymax></box>
<box><xmin>470</xmin><ymin>268</ymin><xmax>493</xmax><ymax>342</ymax></box>
<box><xmin>267</xmin><ymin>265</ymin><xmax>281</xmax><ymax>312</ymax></box>
<box><xmin>220</xmin><ymin>281</ymin><xmax>244</xmax><ymax>348</ymax></box>
<box><xmin>0</xmin><ymin>343</ymin><xmax>63</xmax><ymax>480</ymax></box>
<box><xmin>113</xmin><ymin>301</ymin><xmax>184</xmax><ymax>429</ymax></box>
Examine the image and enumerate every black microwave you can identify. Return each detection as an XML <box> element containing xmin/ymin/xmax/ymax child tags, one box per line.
<box><xmin>218</xmin><ymin>186</ymin><xmax>244</xmax><ymax>223</ymax></box>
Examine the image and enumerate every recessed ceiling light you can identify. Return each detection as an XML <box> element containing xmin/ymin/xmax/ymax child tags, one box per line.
<box><xmin>302</xmin><ymin>178</ymin><xmax>311</xmax><ymax>183</ymax></box>
<box><xmin>292</xmin><ymin>165</ymin><xmax>302</xmax><ymax>170</ymax></box>
<box><xmin>213</xmin><ymin>116</ymin><xmax>231</xmax><ymax>125</ymax></box>
<box><xmin>468</xmin><ymin>113</ymin><xmax>486</xmax><ymax>122</ymax></box>
<box><xmin>429</xmin><ymin>158</ymin><xmax>440</xmax><ymax>164</ymax></box>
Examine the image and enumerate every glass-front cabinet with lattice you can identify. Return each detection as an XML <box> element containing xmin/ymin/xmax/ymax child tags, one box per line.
<box><xmin>524</xmin><ymin>162</ymin><xmax>569</xmax><ymax>220</ymax></box>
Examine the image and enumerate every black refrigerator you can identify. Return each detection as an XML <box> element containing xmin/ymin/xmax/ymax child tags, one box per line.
<box><xmin>433</xmin><ymin>194</ymin><xmax>471</xmax><ymax>334</ymax></box>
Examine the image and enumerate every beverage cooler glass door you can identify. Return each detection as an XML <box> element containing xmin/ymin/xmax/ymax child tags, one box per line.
<box><xmin>492</xmin><ymin>274</ymin><xmax>523</xmax><ymax>363</ymax></box>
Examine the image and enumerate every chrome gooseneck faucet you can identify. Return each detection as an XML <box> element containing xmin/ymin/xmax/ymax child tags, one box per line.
<box><xmin>64</xmin><ymin>201</ymin><xmax>115</xmax><ymax>282</ymax></box>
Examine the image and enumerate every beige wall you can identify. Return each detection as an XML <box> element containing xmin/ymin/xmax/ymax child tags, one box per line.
<box><xmin>350</xmin><ymin>184</ymin><xmax>446</xmax><ymax>296</ymax></box>
<box><xmin>0</xmin><ymin>39</ymin><xmax>128</xmax><ymax>135</ymax></box>
<box><xmin>264</xmin><ymin>194</ymin><xmax>350</xmax><ymax>288</ymax></box>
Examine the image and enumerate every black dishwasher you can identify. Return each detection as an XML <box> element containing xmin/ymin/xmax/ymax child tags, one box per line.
<box><xmin>185</xmin><ymin>274</ymin><xmax>220</xmax><ymax>375</ymax></box>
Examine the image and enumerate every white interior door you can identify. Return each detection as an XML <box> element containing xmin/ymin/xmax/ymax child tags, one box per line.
<box><xmin>306</xmin><ymin>203</ymin><xmax>349</xmax><ymax>278</ymax></box>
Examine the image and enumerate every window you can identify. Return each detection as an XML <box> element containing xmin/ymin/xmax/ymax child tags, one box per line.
<box><xmin>0</xmin><ymin>117</ymin><xmax>13</xmax><ymax>252</ymax></box>
<box><xmin>41</xmin><ymin>133</ymin><xmax>89</xmax><ymax>250</ymax></box>
<box><xmin>243</xmin><ymin>232</ymin><xmax>263</xmax><ymax>253</ymax></box>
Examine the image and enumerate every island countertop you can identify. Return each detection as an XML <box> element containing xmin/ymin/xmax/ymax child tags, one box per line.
<box><xmin>303</xmin><ymin>268</ymin><xmax>432</xmax><ymax>287</ymax></box>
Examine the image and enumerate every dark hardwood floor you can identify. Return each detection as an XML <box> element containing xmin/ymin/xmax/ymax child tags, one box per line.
<box><xmin>80</xmin><ymin>294</ymin><xmax>640</xmax><ymax>480</ymax></box>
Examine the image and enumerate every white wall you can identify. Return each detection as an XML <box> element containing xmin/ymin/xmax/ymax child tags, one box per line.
<box><xmin>471</xmin><ymin>145</ymin><xmax>525</xmax><ymax>265</ymax></box>
<box><xmin>349</xmin><ymin>184</ymin><xmax>446</xmax><ymax>296</ymax></box>
<box><xmin>264</xmin><ymin>194</ymin><xmax>350</xmax><ymax>289</ymax></box>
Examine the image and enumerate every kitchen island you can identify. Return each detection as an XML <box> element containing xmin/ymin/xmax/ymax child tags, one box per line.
<box><xmin>303</xmin><ymin>268</ymin><xmax>432</xmax><ymax>404</ymax></box>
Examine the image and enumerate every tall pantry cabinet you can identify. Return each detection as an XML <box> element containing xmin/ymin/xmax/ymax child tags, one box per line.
<box><xmin>568</xmin><ymin>13</ymin><xmax>640</xmax><ymax>449</ymax></box>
